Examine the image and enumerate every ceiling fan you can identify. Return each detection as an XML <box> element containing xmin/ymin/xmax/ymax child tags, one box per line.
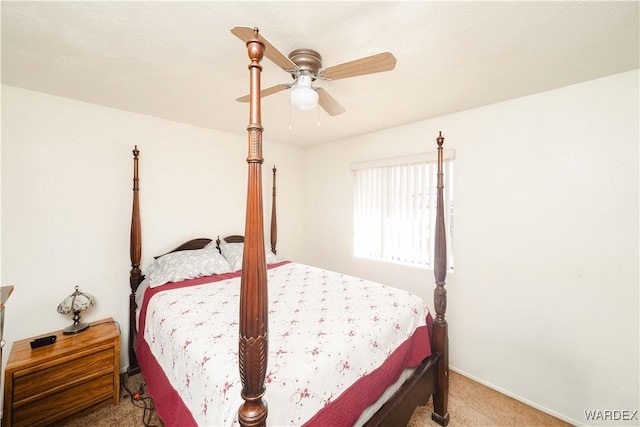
<box><xmin>231</xmin><ymin>26</ymin><xmax>397</xmax><ymax>116</ymax></box>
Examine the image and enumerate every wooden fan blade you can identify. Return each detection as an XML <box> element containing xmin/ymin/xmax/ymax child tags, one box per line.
<box><xmin>236</xmin><ymin>84</ymin><xmax>290</xmax><ymax>103</ymax></box>
<box><xmin>320</xmin><ymin>52</ymin><xmax>396</xmax><ymax>81</ymax></box>
<box><xmin>231</xmin><ymin>26</ymin><xmax>299</xmax><ymax>72</ymax></box>
<box><xmin>316</xmin><ymin>87</ymin><xmax>346</xmax><ymax>116</ymax></box>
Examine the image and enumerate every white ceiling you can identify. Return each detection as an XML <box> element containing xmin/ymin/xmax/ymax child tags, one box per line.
<box><xmin>2</xmin><ymin>1</ymin><xmax>638</xmax><ymax>147</ymax></box>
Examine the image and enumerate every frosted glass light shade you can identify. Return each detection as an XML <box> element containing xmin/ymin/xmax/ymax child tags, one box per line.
<box><xmin>57</xmin><ymin>285</ymin><xmax>95</xmax><ymax>334</ymax></box>
<box><xmin>57</xmin><ymin>286</ymin><xmax>95</xmax><ymax>313</ymax></box>
<box><xmin>290</xmin><ymin>74</ymin><xmax>318</xmax><ymax>111</ymax></box>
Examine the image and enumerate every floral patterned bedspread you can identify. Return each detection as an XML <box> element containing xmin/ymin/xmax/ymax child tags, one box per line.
<box><xmin>137</xmin><ymin>261</ymin><xmax>432</xmax><ymax>427</ymax></box>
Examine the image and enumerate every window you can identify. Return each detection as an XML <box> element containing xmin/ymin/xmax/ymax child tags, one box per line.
<box><xmin>352</xmin><ymin>150</ymin><xmax>454</xmax><ymax>269</ymax></box>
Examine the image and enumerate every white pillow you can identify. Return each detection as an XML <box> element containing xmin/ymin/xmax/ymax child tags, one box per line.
<box><xmin>219</xmin><ymin>241</ymin><xmax>280</xmax><ymax>272</ymax></box>
<box><xmin>146</xmin><ymin>248</ymin><xmax>233</xmax><ymax>287</ymax></box>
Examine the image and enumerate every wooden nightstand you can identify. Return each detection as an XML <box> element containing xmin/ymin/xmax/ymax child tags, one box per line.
<box><xmin>2</xmin><ymin>318</ymin><xmax>120</xmax><ymax>427</ymax></box>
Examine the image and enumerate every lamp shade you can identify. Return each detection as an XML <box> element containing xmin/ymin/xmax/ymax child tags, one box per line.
<box><xmin>290</xmin><ymin>74</ymin><xmax>318</xmax><ymax>111</ymax></box>
<box><xmin>57</xmin><ymin>286</ymin><xmax>95</xmax><ymax>334</ymax></box>
<box><xmin>57</xmin><ymin>286</ymin><xmax>95</xmax><ymax>314</ymax></box>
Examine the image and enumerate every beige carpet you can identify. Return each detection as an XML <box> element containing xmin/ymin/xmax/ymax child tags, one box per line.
<box><xmin>64</xmin><ymin>371</ymin><xmax>571</xmax><ymax>426</ymax></box>
<box><xmin>407</xmin><ymin>371</ymin><xmax>571</xmax><ymax>427</ymax></box>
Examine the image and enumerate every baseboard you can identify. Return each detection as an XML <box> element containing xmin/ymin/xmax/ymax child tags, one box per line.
<box><xmin>449</xmin><ymin>366</ymin><xmax>583</xmax><ymax>427</ymax></box>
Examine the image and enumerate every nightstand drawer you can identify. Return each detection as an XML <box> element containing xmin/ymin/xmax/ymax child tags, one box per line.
<box><xmin>13</xmin><ymin>346</ymin><xmax>115</xmax><ymax>403</ymax></box>
<box><xmin>12</xmin><ymin>373</ymin><xmax>114</xmax><ymax>427</ymax></box>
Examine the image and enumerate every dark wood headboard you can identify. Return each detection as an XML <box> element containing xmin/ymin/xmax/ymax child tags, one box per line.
<box><xmin>153</xmin><ymin>238</ymin><xmax>213</xmax><ymax>259</ymax></box>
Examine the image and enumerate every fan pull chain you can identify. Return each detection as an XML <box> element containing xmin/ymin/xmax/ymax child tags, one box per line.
<box><xmin>317</xmin><ymin>106</ymin><xmax>321</xmax><ymax>127</ymax></box>
<box><xmin>288</xmin><ymin>101</ymin><xmax>292</xmax><ymax>130</ymax></box>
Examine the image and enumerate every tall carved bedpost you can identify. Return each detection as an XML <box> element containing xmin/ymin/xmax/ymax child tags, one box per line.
<box><xmin>129</xmin><ymin>145</ymin><xmax>142</xmax><ymax>375</ymax></box>
<box><xmin>238</xmin><ymin>28</ymin><xmax>269</xmax><ymax>427</ymax></box>
<box><xmin>270</xmin><ymin>166</ymin><xmax>277</xmax><ymax>255</ymax></box>
<box><xmin>432</xmin><ymin>131</ymin><xmax>450</xmax><ymax>426</ymax></box>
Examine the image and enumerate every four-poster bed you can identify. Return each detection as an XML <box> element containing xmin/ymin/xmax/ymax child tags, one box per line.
<box><xmin>127</xmin><ymin>28</ymin><xmax>449</xmax><ymax>427</ymax></box>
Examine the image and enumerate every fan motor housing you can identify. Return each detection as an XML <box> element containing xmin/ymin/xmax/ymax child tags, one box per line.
<box><xmin>288</xmin><ymin>49</ymin><xmax>322</xmax><ymax>76</ymax></box>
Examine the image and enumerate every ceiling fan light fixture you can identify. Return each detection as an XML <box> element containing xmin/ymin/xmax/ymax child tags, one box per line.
<box><xmin>290</xmin><ymin>74</ymin><xmax>318</xmax><ymax>111</ymax></box>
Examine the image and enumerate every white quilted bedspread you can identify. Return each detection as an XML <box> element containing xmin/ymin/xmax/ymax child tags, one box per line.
<box><xmin>143</xmin><ymin>262</ymin><xmax>429</xmax><ymax>426</ymax></box>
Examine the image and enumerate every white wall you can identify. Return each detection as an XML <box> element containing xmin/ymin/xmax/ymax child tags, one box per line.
<box><xmin>0</xmin><ymin>85</ymin><xmax>305</xmax><ymax>378</ymax></box>
<box><xmin>302</xmin><ymin>69</ymin><xmax>639</xmax><ymax>426</ymax></box>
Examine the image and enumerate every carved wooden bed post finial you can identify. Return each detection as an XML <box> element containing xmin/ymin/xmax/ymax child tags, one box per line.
<box><xmin>128</xmin><ymin>145</ymin><xmax>142</xmax><ymax>375</ymax></box>
<box><xmin>431</xmin><ymin>131</ymin><xmax>450</xmax><ymax>426</ymax></box>
<box><xmin>239</xmin><ymin>27</ymin><xmax>269</xmax><ymax>427</ymax></box>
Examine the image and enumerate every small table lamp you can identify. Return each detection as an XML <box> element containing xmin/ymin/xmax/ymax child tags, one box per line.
<box><xmin>57</xmin><ymin>286</ymin><xmax>95</xmax><ymax>334</ymax></box>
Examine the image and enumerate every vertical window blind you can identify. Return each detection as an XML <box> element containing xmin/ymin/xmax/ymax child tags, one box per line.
<box><xmin>351</xmin><ymin>150</ymin><xmax>454</xmax><ymax>269</ymax></box>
